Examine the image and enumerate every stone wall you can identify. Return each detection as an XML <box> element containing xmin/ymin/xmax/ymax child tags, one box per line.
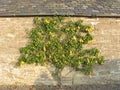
<box><xmin>0</xmin><ymin>17</ymin><xmax>120</xmax><ymax>86</ymax></box>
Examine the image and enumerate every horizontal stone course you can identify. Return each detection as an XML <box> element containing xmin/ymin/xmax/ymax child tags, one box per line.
<box><xmin>0</xmin><ymin>84</ymin><xmax>120</xmax><ymax>90</ymax></box>
<box><xmin>0</xmin><ymin>0</ymin><xmax>120</xmax><ymax>16</ymax></box>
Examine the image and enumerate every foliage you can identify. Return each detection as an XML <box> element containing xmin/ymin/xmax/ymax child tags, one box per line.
<box><xmin>17</xmin><ymin>16</ymin><xmax>104</xmax><ymax>76</ymax></box>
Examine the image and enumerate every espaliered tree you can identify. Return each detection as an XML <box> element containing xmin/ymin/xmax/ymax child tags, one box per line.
<box><xmin>17</xmin><ymin>16</ymin><xmax>104</xmax><ymax>76</ymax></box>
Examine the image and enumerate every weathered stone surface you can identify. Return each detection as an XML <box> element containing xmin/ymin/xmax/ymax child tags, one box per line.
<box><xmin>0</xmin><ymin>0</ymin><xmax>120</xmax><ymax>16</ymax></box>
<box><xmin>73</xmin><ymin>59</ymin><xmax>120</xmax><ymax>85</ymax></box>
<box><xmin>0</xmin><ymin>17</ymin><xmax>120</xmax><ymax>88</ymax></box>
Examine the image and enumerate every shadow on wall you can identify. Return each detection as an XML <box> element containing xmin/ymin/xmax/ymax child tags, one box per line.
<box><xmin>34</xmin><ymin>65</ymin><xmax>59</xmax><ymax>90</ymax></box>
<box><xmin>0</xmin><ymin>59</ymin><xmax>120</xmax><ymax>90</ymax></box>
<box><xmin>34</xmin><ymin>59</ymin><xmax>120</xmax><ymax>90</ymax></box>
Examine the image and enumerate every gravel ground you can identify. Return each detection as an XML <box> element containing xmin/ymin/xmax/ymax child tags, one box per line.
<box><xmin>0</xmin><ymin>84</ymin><xmax>120</xmax><ymax>90</ymax></box>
